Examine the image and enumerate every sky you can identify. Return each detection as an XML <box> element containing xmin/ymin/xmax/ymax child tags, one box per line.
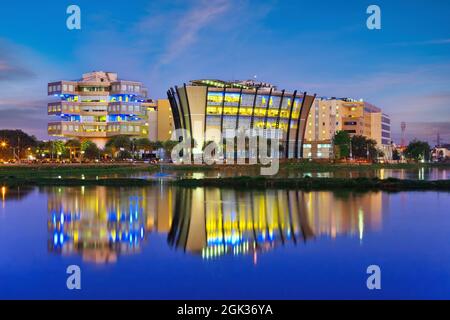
<box><xmin>0</xmin><ymin>0</ymin><xmax>449</xmax><ymax>143</ymax></box>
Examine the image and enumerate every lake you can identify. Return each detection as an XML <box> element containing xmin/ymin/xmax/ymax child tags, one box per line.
<box><xmin>45</xmin><ymin>165</ymin><xmax>450</xmax><ymax>181</ymax></box>
<box><xmin>1</xmin><ymin>185</ymin><xmax>449</xmax><ymax>299</ymax></box>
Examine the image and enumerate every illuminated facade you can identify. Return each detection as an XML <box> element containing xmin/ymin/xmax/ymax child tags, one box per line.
<box><xmin>144</xmin><ymin>99</ymin><xmax>174</xmax><ymax>141</ymax></box>
<box><xmin>48</xmin><ymin>71</ymin><xmax>150</xmax><ymax>148</ymax></box>
<box><xmin>167</xmin><ymin>80</ymin><xmax>316</xmax><ymax>159</ymax></box>
<box><xmin>304</xmin><ymin>97</ymin><xmax>392</xmax><ymax>159</ymax></box>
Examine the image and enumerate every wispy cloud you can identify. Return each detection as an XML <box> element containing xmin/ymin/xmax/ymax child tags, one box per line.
<box><xmin>0</xmin><ymin>39</ymin><xmax>66</xmax><ymax>138</ymax></box>
<box><xmin>0</xmin><ymin>40</ymin><xmax>35</xmax><ymax>81</ymax></box>
<box><xmin>391</xmin><ymin>122</ymin><xmax>450</xmax><ymax>145</ymax></box>
<box><xmin>158</xmin><ymin>0</ymin><xmax>231</xmax><ymax>65</ymax></box>
<box><xmin>391</xmin><ymin>38</ymin><xmax>450</xmax><ymax>46</ymax></box>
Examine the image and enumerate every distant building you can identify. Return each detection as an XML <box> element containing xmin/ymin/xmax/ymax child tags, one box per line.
<box><xmin>432</xmin><ymin>144</ymin><xmax>450</xmax><ymax>162</ymax></box>
<box><xmin>304</xmin><ymin>97</ymin><xmax>392</xmax><ymax>159</ymax></box>
<box><xmin>167</xmin><ymin>79</ymin><xmax>316</xmax><ymax>159</ymax></box>
<box><xmin>47</xmin><ymin>71</ymin><xmax>150</xmax><ymax>148</ymax></box>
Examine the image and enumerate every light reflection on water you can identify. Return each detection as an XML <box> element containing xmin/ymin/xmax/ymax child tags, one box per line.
<box><xmin>42</xmin><ymin>186</ymin><xmax>385</xmax><ymax>263</ymax></box>
<box><xmin>1</xmin><ymin>185</ymin><xmax>450</xmax><ymax>299</ymax></box>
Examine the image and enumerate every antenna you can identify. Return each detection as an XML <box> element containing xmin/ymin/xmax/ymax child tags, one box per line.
<box><xmin>401</xmin><ymin>122</ymin><xmax>406</xmax><ymax>146</ymax></box>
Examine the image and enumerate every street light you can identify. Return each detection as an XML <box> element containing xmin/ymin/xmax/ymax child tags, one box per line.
<box><xmin>0</xmin><ymin>141</ymin><xmax>7</xmax><ymax>148</ymax></box>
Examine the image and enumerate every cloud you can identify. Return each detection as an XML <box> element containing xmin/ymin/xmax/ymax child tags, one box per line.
<box><xmin>157</xmin><ymin>0</ymin><xmax>231</xmax><ymax>65</ymax></box>
<box><xmin>75</xmin><ymin>0</ymin><xmax>271</xmax><ymax>96</ymax></box>
<box><xmin>0</xmin><ymin>39</ymin><xmax>67</xmax><ymax>139</ymax></box>
<box><xmin>0</xmin><ymin>40</ymin><xmax>36</xmax><ymax>81</ymax></box>
<box><xmin>391</xmin><ymin>122</ymin><xmax>450</xmax><ymax>145</ymax></box>
<box><xmin>391</xmin><ymin>39</ymin><xmax>450</xmax><ymax>46</ymax></box>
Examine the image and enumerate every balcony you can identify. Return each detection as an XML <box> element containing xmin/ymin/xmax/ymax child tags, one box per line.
<box><xmin>48</xmin><ymin>101</ymin><xmax>81</xmax><ymax>115</ymax></box>
<box><xmin>48</xmin><ymin>81</ymin><xmax>78</xmax><ymax>96</ymax></box>
<box><xmin>108</xmin><ymin>102</ymin><xmax>145</xmax><ymax>116</ymax></box>
<box><xmin>110</xmin><ymin>81</ymin><xmax>143</xmax><ymax>96</ymax></box>
<box><xmin>48</xmin><ymin>121</ymin><xmax>147</xmax><ymax>138</ymax></box>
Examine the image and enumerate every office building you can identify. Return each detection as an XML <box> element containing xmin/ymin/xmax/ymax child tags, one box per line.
<box><xmin>167</xmin><ymin>79</ymin><xmax>316</xmax><ymax>159</ymax></box>
<box><xmin>304</xmin><ymin>97</ymin><xmax>392</xmax><ymax>159</ymax></box>
<box><xmin>47</xmin><ymin>71</ymin><xmax>150</xmax><ymax>148</ymax></box>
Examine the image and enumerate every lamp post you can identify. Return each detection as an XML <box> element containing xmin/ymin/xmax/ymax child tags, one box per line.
<box><xmin>349</xmin><ymin>140</ymin><xmax>353</xmax><ymax>160</ymax></box>
<box><xmin>367</xmin><ymin>143</ymin><xmax>370</xmax><ymax>160</ymax></box>
<box><xmin>0</xmin><ymin>141</ymin><xmax>7</xmax><ymax>163</ymax></box>
<box><xmin>0</xmin><ymin>140</ymin><xmax>18</xmax><ymax>163</ymax></box>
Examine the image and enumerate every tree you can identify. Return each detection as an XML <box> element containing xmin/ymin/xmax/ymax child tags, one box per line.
<box><xmin>0</xmin><ymin>129</ymin><xmax>38</xmax><ymax>159</ymax></box>
<box><xmin>65</xmin><ymin>139</ymin><xmax>81</xmax><ymax>160</ymax></box>
<box><xmin>351</xmin><ymin>135</ymin><xmax>378</xmax><ymax>160</ymax></box>
<box><xmin>152</xmin><ymin>140</ymin><xmax>164</xmax><ymax>151</ymax></box>
<box><xmin>106</xmin><ymin>135</ymin><xmax>132</xmax><ymax>158</ymax></box>
<box><xmin>117</xmin><ymin>150</ymin><xmax>132</xmax><ymax>160</ymax></box>
<box><xmin>404</xmin><ymin>140</ymin><xmax>431</xmax><ymax>161</ymax></box>
<box><xmin>81</xmin><ymin>141</ymin><xmax>100</xmax><ymax>160</ymax></box>
<box><xmin>162</xmin><ymin>140</ymin><xmax>180</xmax><ymax>160</ymax></box>
<box><xmin>332</xmin><ymin>131</ymin><xmax>351</xmax><ymax>159</ymax></box>
<box><xmin>135</xmin><ymin>138</ymin><xmax>152</xmax><ymax>152</ymax></box>
<box><xmin>392</xmin><ymin>149</ymin><xmax>401</xmax><ymax>161</ymax></box>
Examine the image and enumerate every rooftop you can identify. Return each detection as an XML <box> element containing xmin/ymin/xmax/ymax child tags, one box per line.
<box><xmin>190</xmin><ymin>79</ymin><xmax>277</xmax><ymax>90</ymax></box>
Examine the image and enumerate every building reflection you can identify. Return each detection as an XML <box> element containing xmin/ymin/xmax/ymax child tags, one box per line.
<box><xmin>45</xmin><ymin>186</ymin><xmax>385</xmax><ymax>263</ymax></box>
<box><xmin>46</xmin><ymin>186</ymin><xmax>173</xmax><ymax>264</ymax></box>
<box><xmin>168</xmin><ymin>189</ymin><xmax>384</xmax><ymax>260</ymax></box>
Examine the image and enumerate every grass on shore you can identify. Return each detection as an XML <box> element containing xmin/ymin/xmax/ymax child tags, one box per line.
<box><xmin>0</xmin><ymin>164</ymin><xmax>158</xmax><ymax>178</ymax></box>
<box><xmin>1</xmin><ymin>174</ymin><xmax>449</xmax><ymax>191</ymax></box>
<box><xmin>173</xmin><ymin>176</ymin><xmax>450</xmax><ymax>191</ymax></box>
<box><xmin>0</xmin><ymin>161</ymin><xmax>448</xmax><ymax>177</ymax></box>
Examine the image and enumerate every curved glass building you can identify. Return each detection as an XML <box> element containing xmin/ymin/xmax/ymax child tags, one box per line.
<box><xmin>167</xmin><ymin>79</ymin><xmax>316</xmax><ymax>159</ymax></box>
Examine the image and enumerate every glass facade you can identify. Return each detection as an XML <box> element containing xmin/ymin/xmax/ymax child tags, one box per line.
<box><xmin>168</xmin><ymin>82</ymin><xmax>315</xmax><ymax>159</ymax></box>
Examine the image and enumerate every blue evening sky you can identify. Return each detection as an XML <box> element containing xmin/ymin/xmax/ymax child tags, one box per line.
<box><xmin>0</xmin><ymin>0</ymin><xmax>449</xmax><ymax>142</ymax></box>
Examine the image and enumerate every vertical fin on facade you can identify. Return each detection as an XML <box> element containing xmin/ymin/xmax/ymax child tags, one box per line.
<box><xmin>294</xmin><ymin>92</ymin><xmax>307</xmax><ymax>158</ymax></box>
<box><xmin>263</xmin><ymin>88</ymin><xmax>273</xmax><ymax>130</ymax></box>
<box><xmin>235</xmin><ymin>88</ymin><xmax>244</xmax><ymax>130</ymax></box>
<box><xmin>249</xmin><ymin>87</ymin><xmax>259</xmax><ymax>130</ymax></box>
<box><xmin>285</xmin><ymin>90</ymin><xmax>297</xmax><ymax>159</ymax></box>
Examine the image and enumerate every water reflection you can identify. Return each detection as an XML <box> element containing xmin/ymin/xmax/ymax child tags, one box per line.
<box><xmin>169</xmin><ymin>189</ymin><xmax>384</xmax><ymax>260</ymax></box>
<box><xmin>175</xmin><ymin>166</ymin><xmax>449</xmax><ymax>181</ymax></box>
<box><xmin>46</xmin><ymin>187</ymin><xmax>149</xmax><ymax>263</ymax></box>
<box><xmin>40</xmin><ymin>186</ymin><xmax>389</xmax><ymax>264</ymax></box>
<box><xmin>1</xmin><ymin>186</ymin><xmax>33</xmax><ymax>208</ymax></box>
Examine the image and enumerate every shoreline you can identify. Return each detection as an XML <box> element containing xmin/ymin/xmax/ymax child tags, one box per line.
<box><xmin>0</xmin><ymin>161</ymin><xmax>448</xmax><ymax>175</ymax></box>
<box><xmin>1</xmin><ymin>175</ymin><xmax>449</xmax><ymax>191</ymax></box>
